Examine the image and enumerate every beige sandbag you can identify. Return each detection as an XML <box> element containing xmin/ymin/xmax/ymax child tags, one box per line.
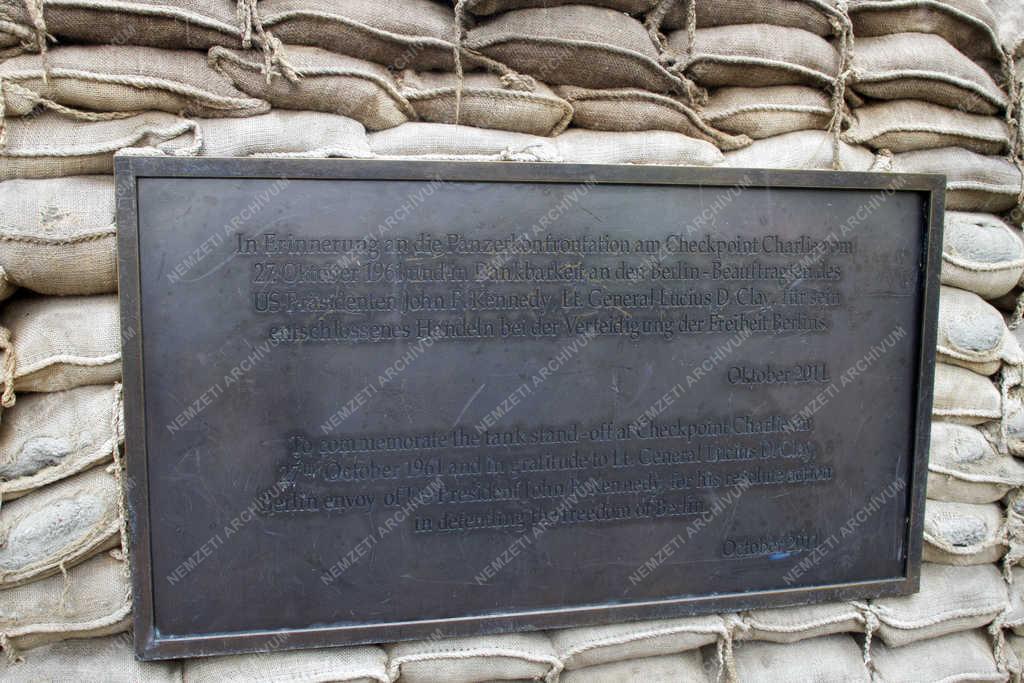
<box><xmin>932</xmin><ymin>363</ymin><xmax>1002</xmax><ymax>425</ymax></box>
<box><xmin>552</xmin><ymin>129</ymin><xmax>723</xmax><ymax>165</ymax></box>
<box><xmin>259</xmin><ymin>0</ymin><xmax>457</xmax><ymax>71</ymax></box>
<box><xmin>196</xmin><ymin>111</ymin><xmax>372</xmax><ymax>158</ymax></box>
<box><xmin>0</xmin><ymin>633</ymin><xmax>182</xmax><ymax>683</ymax></box>
<box><xmin>464</xmin><ymin>0</ymin><xmax>656</xmax><ymax>15</ymax></box>
<box><xmin>708</xmin><ymin>635</ymin><xmax>868</xmax><ymax>683</ymax></box>
<box><xmin>989</xmin><ymin>388</ymin><xmax>1024</xmax><ymax>457</ymax></box>
<box><xmin>3</xmin><ymin>295</ymin><xmax>121</xmax><ymax>394</ymax></box>
<box><xmin>851</xmin><ymin>33</ymin><xmax>1006</xmax><ymax>115</ymax></box>
<box><xmin>936</xmin><ymin>286</ymin><xmax>1013</xmax><ymax>375</ymax></box>
<box><xmin>551</xmin><ymin>615</ymin><xmax>723</xmax><ymax>670</ymax></box>
<box><xmin>0</xmin><ymin>0</ymin><xmax>245</xmax><ymax>52</ymax></box>
<box><xmin>989</xmin><ymin>0</ymin><xmax>1024</xmax><ymax>58</ymax></box>
<box><xmin>0</xmin><ymin>465</ymin><xmax>120</xmax><ymax>587</ymax></box>
<box><xmin>845</xmin><ymin>100</ymin><xmax>1009</xmax><ymax>155</ymax></box>
<box><xmin>465</xmin><ymin>5</ymin><xmax>685</xmax><ymax>92</ymax></box>
<box><xmin>869</xmin><ymin>629</ymin><xmax>1005</xmax><ymax>683</ymax></box>
<box><xmin>942</xmin><ymin>212</ymin><xmax>1024</xmax><ymax>300</ymax></box>
<box><xmin>399</xmin><ymin>71</ymin><xmax>573</xmax><ymax>136</ymax></box>
<box><xmin>849</xmin><ymin>0</ymin><xmax>1003</xmax><ymax>67</ymax></box>
<box><xmin>890</xmin><ymin>147</ymin><xmax>1023</xmax><ymax>213</ymax></box>
<box><xmin>923</xmin><ymin>499</ymin><xmax>1007</xmax><ymax>564</ymax></box>
<box><xmin>1006</xmin><ymin>489</ymin><xmax>1024</xmax><ymax>567</ymax></box>
<box><xmin>559</xmin><ymin>651</ymin><xmax>706</xmax><ymax>683</ymax></box>
<box><xmin>0</xmin><ymin>177</ymin><xmax>115</xmax><ymax>296</ymax></box>
<box><xmin>0</xmin><ymin>268</ymin><xmax>17</xmax><ymax>302</ymax></box>
<box><xmin>208</xmin><ymin>45</ymin><xmax>414</xmax><ymax>131</ymax></box>
<box><xmin>554</xmin><ymin>85</ymin><xmax>750</xmax><ymax>149</ymax></box>
<box><xmin>740</xmin><ymin>602</ymin><xmax>864</xmax><ymax>644</ymax></box>
<box><xmin>721</xmin><ymin>130</ymin><xmax>875</xmax><ymax>171</ymax></box>
<box><xmin>368</xmin><ymin>122</ymin><xmax>558</xmax><ymax>161</ymax></box>
<box><xmin>0</xmin><ymin>551</ymin><xmax>129</xmax><ymax>651</ymax></box>
<box><xmin>0</xmin><ymin>46</ymin><xmax>268</xmax><ymax>119</ymax></box>
<box><xmin>927</xmin><ymin>422</ymin><xmax>1024</xmax><ymax>503</ymax></box>
<box><xmin>0</xmin><ymin>112</ymin><xmax>198</xmax><ymax>181</ymax></box>
<box><xmin>872</xmin><ymin>562</ymin><xmax>1006</xmax><ymax>647</ymax></box>
<box><xmin>702</xmin><ymin>86</ymin><xmax>833</xmax><ymax>139</ymax></box>
<box><xmin>0</xmin><ymin>384</ymin><xmax>120</xmax><ymax>502</ymax></box>
<box><xmin>184</xmin><ymin>645</ymin><xmax>388</xmax><ymax>682</ymax></box>
<box><xmin>668</xmin><ymin>24</ymin><xmax>840</xmax><ymax>89</ymax></box>
<box><xmin>0</xmin><ymin>14</ymin><xmax>36</xmax><ymax>54</ymax></box>
<box><xmin>661</xmin><ymin>0</ymin><xmax>843</xmax><ymax>36</ymax></box>
<box><xmin>385</xmin><ymin>633</ymin><xmax>560</xmax><ymax>683</ymax></box>
<box><xmin>1004</xmin><ymin>566</ymin><xmax>1024</xmax><ymax>635</ymax></box>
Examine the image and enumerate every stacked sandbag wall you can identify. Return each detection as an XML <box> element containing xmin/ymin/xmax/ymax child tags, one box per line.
<box><xmin>1</xmin><ymin>0</ymin><xmax>1023</xmax><ymax>680</ymax></box>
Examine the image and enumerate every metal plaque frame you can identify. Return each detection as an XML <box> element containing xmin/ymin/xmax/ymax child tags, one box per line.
<box><xmin>116</xmin><ymin>157</ymin><xmax>944</xmax><ymax>659</ymax></box>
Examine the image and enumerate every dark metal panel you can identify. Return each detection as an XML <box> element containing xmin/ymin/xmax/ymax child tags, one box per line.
<box><xmin>116</xmin><ymin>158</ymin><xmax>943</xmax><ymax>660</ymax></box>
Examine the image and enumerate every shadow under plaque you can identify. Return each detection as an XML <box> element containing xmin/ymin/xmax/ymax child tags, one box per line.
<box><xmin>115</xmin><ymin>158</ymin><xmax>943</xmax><ymax>659</ymax></box>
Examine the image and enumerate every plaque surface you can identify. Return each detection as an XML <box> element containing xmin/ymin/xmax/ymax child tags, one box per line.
<box><xmin>117</xmin><ymin>158</ymin><xmax>942</xmax><ymax>659</ymax></box>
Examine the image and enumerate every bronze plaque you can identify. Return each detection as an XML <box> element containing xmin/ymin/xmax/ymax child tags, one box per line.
<box><xmin>116</xmin><ymin>158</ymin><xmax>942</xmax><ymax>659</ymax></box>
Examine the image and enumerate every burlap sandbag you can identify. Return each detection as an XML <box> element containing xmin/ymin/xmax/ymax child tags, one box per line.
<box><xmin>668</xmin><ymin>24</ymin><xmax>840</xmax><ymax>89</ymax></box>
<box><xmin>554</xmin><ymin>85</ymin><xmax>750</xmax><ymax>149</ymax></box>
<box><xmin>890</xmin><ymin>148</ymin><xmax>1023</xmax><ymax>213</ymax></box>
<box><xmin>0</xmin><ymin>551</ymin><xmax>129</xmax><ymax>652</ymax></box>
<box><xmin>942</xmin><ymin>212</ymin><xmax>1024</xmax><ymax>300</ymax></box>
<box><xmin>0</xmin><ymin>177</ymin><xmax>116</xmax><ymax>296</ymax></box>
<box><xmin>0</xmin><ymin>634</ymin><xmax>182</xmax><ymax>682</ymax></box>
<box><xmin>0</xmin><ymin>112</ymin><xmax>198</xmax><ymax>181</ymax></box>
<box><xmin>0</xmin><ymin>465</ymin><xmax>120</xmax><ymax>587</ymax></box>
<box><xmin>3</xmin><ymin>294</ymin><xmax>121</xmax><ymax>394</ymax></box>
<box><xmin>560</xmin><ymin>651</ymin><xmax>706</xmax><ymax>683</ymax></box>
<box><xmin>465</xmin><ymin>5</ymin><xmax>686</xmax><ymax>92</ymax></box>
<box><xmin>870</xmin><ymin>629</ymin><xmax>1004</xmax><ymax>683</ymax></box>
<box><xmin>928</xmin><ymin>422</ymin><xmax>1024</xmax><ymax>503</ymax></box>
<box><xmin>740</xmin><ymin>602</ymin><xmax>864</xmax><ymax>644</ymax></box>
<box><xmin>464</xmin><ymin>0</ymin><xmax>656</xmax><ymax>16</ymax></box>
<box><xmin>661</xmin><ymin>0</ymin><xmax>842</xmax><ymax>36</ymax></box>
<box><xmin>385</xmin><ymin>633</ymin><xmax>560</xmax><ymax>683</ymax></box>
<box><xmin>702</xmin><ymin>86</ymin><xmax>833</xmax><ymax>139</ymax></box>
<box><xmin>0</xmin><ymin>46</ymin><xmax>268</xmax><ymax>119</ymax></box>
<box><xmin>721</xmin><ymin>130</ymin><xmax>875</xmax><ymax>171</ymax></box>
<box><xmin>989</xmin><ymin>0</ymin><xmax>1024</xmax><ymax>58</ymax></box>
<box><xmin>1006</xmin><ymin>489</ymin><xmax>1024</xmax><ymax>569</ymax></box>
<box><xmin>551</xmin><ymin>615</ymin><xmax>724</xmax><ymax>670</ymax></box>
<box><xmin>0</xmin><ymin>268</ymin><xmax>17</xmax><ymax>301</ymax></box>
<box><xmin>368</xmin><ymin>122</ymin><xmax>558</xmax><ymax>161</ymax></box>
<box><xmin>707</xmin><ymin>635</ymin><xmax>869</xmax><ymax>683</ymax></box>
<box><xmin>936</xmin><ymin>286</ymin><xmax>1013</xmax><ymax>375</ymax></box>
<box><xmin>184</xmin><ymin>646</ymin><xmax>388</xmax><ymax>683</ymax></box>
<box><xmin>849</xmin><ymin>0</ymin><xmax>1002</xmax><ymax>68</ymax></box>
<box><xmin>258</xmin><ymin>0</ymin><xmax>457</xmax><ymax>71</ymax></box>
<box><xmin>196</xmin><ymin>111</ymin><xmax>372</xmax><ymax>158</ymax></box>
<box><xmin>1004</xmin><ymin>567</ymin><xmax>1024</xmax><ymax>636</ymax></box>
<box><xmin>990</xmin><ymin>387</ymin><xmax>1024</xmax><ymax>457</ymax></box>
<box><xmin>208</xmin><ymin>46</ymin><xmax>414</xmax><ymax>131</ymax></box>
<box><xmin>923</xmin><ymin>499</ymin><xmax>1007</xmax><ymax>564</ymax></box>
<box><xmin>851</xmin><ymin>33</ymin><xmax>1007</xmax><ymax>115</ymax></box>
<box><xmin>0</xmin><ymin>11</ymin><xmax>36</xmax><ymax>53</ymax></box>
<box><xmin>931</xmin><ymin>362</ymin><xmax>1002</xmax><ymax>425</ymax></box>
<box><xmin>872</xmin><ymin>562</ymin><xmax>1006</xmax><ymax>646</ymax></box>
<box><xmin>0</xmin><ymin>0</ymin><xmax>245</xmax><ymax>52</ymax></box>
<box><xmin>399</xmin><ymin>71</ymin><xmax>573</xmax><ymax>136</ymax></box>
<box><xmin>0</xmin><ymin>384</ymin><xmax>120</xmax><ymax>502</ymax></box>
<box><xmin>845</xmin><ymin>100</ymin><xmax>1009</xmax><ymax>155</ymax></box>
<box><xmin>553</xmin><ymin>129</ymin><xmax>724</xmax><ymax>165</ymax></box>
